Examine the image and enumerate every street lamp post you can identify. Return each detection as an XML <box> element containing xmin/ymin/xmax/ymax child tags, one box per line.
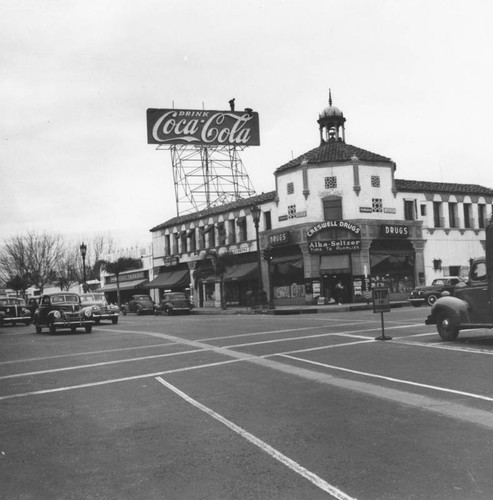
<box><xmin>79</xmin><ymin>242</ymin><xmax>87</xmax><ymax>293</ymax></box>
<box><xmin>251</xmin><ymin>206</ymin><xmax>264</xmax><ymax>306</ymax></box>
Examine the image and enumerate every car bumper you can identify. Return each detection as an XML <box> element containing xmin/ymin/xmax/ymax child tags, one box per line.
<box><xmin>1</xmin><ymin>314</ymin><xmax>31</xmax><ymax>324</ymax></box>
<box><xmin>409</xmin><ymin>298</ymin><xmax>426</xmax><ymax>305</ymax></box>
<box><xmin>53</xmin><ymin>319</ymin><xmax>94</xmax><ymax>328</ymax></box>
<box><xmin>94</xmin><ymin>312</ymin><xmax>119</xmax><ymax>320</ymax></box>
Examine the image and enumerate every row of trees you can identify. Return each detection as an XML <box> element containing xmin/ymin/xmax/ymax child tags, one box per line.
<box><xmin>0</xmin><ymin>230</ymin><xmax>119</xmax><ymax>296</ymax></box>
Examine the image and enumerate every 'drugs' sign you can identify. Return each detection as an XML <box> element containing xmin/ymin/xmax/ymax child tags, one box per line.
<box><xmin>147</xmin><ymin>108</ymin><xmax>260</xmax><ymax>146</ymax></box>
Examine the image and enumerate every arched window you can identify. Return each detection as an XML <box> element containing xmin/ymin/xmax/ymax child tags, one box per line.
<box><xmin>322</xmin><ymin>196</ymin><xmax>342</xmax><ymax>220</ymax></box>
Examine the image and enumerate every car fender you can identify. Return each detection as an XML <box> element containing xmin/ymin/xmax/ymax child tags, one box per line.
<box><xmin>429</xmin><ymin>296</ymin><xmax>469</xmax><ymax>325</ymax></box>
<box><xmin>47</xmin><ymin>310</ymin><xmax>61</xmax><ymax>322</ymax></box>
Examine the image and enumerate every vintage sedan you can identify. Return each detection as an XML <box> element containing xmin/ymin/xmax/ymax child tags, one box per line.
<box><xmin>0</xmin><ymin>296</ymin><xmax>32</xmax><ymax>326</ymax></box>
<box><xmin>33</xmin><ymin>293</ymin><xmax>94</xmax><ymax>334</ymax></box>
<box><xmin>80</xmin><ymin>293</ymin><xmax>119</xmax><ymax>325</ymax></box>
<box><xmin>158</xmin><ymin>292</ymin><xmax>193</xmax><ymax>315</ymax></box>
<box><xmin>123</xmin><ymin>295</ymin><xmax>158</xmax><ymax>315</ymax></box>
<box><xmin>408</xmin><ymin>276</ymin><xmax>466</xmax><ymax>306</ymax></box>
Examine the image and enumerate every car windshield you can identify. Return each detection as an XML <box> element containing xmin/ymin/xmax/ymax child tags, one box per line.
<box><xmin>0</xmin><ymin>298</ymin><xmax>24</xmax><ymax>305</ymax></box>
<box><xmin>81</xmin><ymin>294</ymin><xmax>105</xmax><ymax>303</ymax></box>
<box><xmin>136</xmin><ymin>296</ymin><xmax>152</xmax><ymax>302</ymax></box>
<box><xmin>431</xmin><ymin>279</ymin><xmax>447</xmax><ymax>286</ymax></box>
<box><xmin>51</xmin><ymin>295</ymin><xmax>79</xmax><ymax>304</ymax></box>
<box><xmin>167</xmin><ymin>293</ymin><xmax>186</xmax><ymax>300</ymax></box>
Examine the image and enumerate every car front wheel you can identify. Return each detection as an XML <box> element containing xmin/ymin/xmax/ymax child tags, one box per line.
<box><xmin>112</xmin><ymin>317</ymin><xmax>118</xmax><ymax>324</ymax></box>
<box><xmin>427</xmin><ymin>294</ymin><xmax>438</xmax><ymax>306</ymax></box>
<box><xmin>85</xmin><ymin>325</ymin><xmax>93</xmax><ymax>333</ymax></box>
<box><xmin>35</xmin><ymin>322</ymin><xmax>42</xmax><ymax>334</ymax></box>
<box><xmin>49</xmin><ymin>322</ymin><xmax>56</xmax><ymax>334</ymax></box>
<box><xmin>436</xmin><ymin>311</ymin><xmax>459</xmax><ymax>341</ymax></box>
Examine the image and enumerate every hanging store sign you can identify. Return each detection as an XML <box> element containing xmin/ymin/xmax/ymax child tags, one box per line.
<box><xmin>380</xmin><ymin>224</ymin><xmax>410</xmax><ymax>238</ymax></box>
<box><xmin>146</xmin><ymin>108</ymin><xmax>260</xmax><ymax>146</ymax></box>
<box><xmin>306</xmin><ymin>220</ymin><xmax>361</xmax><ymax>238</ymax></box>
<box><xmin>308</xmin><ymin>240</ymin><xmax>361</xmax><ymax>254</ymax></box>
<box><xmin>107</xmin><ymin>271</ymin><xmax>146</xmax><ymax>283</ymax></box>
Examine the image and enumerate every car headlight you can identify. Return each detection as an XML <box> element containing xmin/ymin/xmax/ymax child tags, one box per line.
<box><xmin>84</xmin><ymin>309</ymin><xmax>92</xmax><ymax>318</ymax></box>
<box><xmin>53</xmin><ymin>310</ymin><xmax>61</xmax><ymax>319</ymax></box>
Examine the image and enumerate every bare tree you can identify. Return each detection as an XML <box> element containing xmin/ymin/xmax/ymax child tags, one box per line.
<box><xmin>0</xmin><ymin>231</ymin><xmax>65</xmax><ymax>292</ymax></box>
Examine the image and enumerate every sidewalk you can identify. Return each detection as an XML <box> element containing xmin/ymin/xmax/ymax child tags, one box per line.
<box><xmin>193</xmin><ymin>301</ymin><xmax>411</xmax><ymax>315</ymax></box>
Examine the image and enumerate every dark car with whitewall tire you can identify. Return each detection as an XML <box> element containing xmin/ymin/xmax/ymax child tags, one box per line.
<box><xmin>80</xmin><ymin>293</ymin><xmax>120</xmax><ymax>325</ymax></box>
<box><xmin>409</xmin><ymin>276</ymin><xmax>466</xmax><ymax>306</ymax></box>
<box><xmin>158</xmin><ymin>292</ymin><xmax>193</xmax><ymax>316</ymax></box>
<box><xmin>0</xmin><ymin>297</ymin><xmax>32</xmax><ymax>326</ymax></box>
<box><xmin>33</xmin><ymin>293</ymin><xmax>95</xmax><ymax>334</ymax></box>
<box><xmin>124</xmin><ymin>295</ymin><xmax>158</xmax><ymax>315</ymax></box>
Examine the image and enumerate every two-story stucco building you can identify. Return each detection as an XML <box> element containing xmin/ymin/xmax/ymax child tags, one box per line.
<box><xmin>147</xmin><ymin>96</ymin><xmax>493</xmax><ymax>308</ymax></box>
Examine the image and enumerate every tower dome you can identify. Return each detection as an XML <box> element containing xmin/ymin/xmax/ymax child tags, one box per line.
<box><xmin>317</xmin><ymin>90</ymin><xmax>346</xmax><ymax>144</ymax></box>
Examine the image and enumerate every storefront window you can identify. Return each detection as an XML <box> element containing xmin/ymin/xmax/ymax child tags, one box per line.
<box><xmin>272</xmin><ymin>257</ymin><xmax>305</xmax><ymax>299</ymax></box>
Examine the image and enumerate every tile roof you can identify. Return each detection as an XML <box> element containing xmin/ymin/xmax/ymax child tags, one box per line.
<box><xmin>276</xmin><ymin>141</ymin><xmax>393</xmax><ymax>172</ymax></box>
<box><xmin>150</xmin><ymin>191</ymin><xmax>277</xmax><ymax>232</ymax></box>
<box><xmin>395</xmin><ymin>179</ymin><xmax>493</xmax><ymax>196</ymax></box>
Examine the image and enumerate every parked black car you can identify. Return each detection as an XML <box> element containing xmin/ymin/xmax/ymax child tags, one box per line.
<box><xmin>409</xmin><ymin>276</ymin><xmax>466</xmax><ymax>306</ymax></box>
<box><xmin>33</xmin><ymin>293</ymin><xmax>95</xmax><ymax>334</ymax></box>
<box><xmin>123</xmin><ymin>295</ymin><xmax>158</xmax><ymax>315</ymax></box>
<box><xmin>0</xmin><ymin>296</ymin><xmax>31</xmax><ymax>326</ymax></box>
<box><xmin>158</xmin><ymin>292</ymin><xmax>193</xmax><ymax>315</ymax></box>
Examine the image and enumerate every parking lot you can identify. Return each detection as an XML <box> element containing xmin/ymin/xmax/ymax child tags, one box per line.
<box><xmin>2</xmin><ymin>307</ymin><xmax>493</xmax><ymax>499</ymax></box>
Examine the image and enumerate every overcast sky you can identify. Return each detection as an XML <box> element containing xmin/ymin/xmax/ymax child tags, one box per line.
<box><xmin>1</xmin><ymin>0</ymin><xmax>492</xmax><ymax>248</ymax></box>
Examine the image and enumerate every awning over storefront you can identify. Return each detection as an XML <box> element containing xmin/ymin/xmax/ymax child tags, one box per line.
<box><xmin>223</xmin><ymin>262</ymin><xmax>258</xmax><ymax>281</ymax></box>
<box><xmin>202</xmin><ymin>262</ymin><xmax>259</xmax><ymax>282</ymax></box>
<box><xmin>145</xmin><ymin>269</ymin><xmax>190</xmax><ymax>289</ymax></box>
<box><xmin>102</xmin><ymin>279</ymin><xmax>148</xmax><ymax>293</ymax></box>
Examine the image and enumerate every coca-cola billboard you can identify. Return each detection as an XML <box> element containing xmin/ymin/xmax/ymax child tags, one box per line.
<box><xmin>147</xmin><ymin>108</ymin><xmax>260</xmax><ymax>146</ymax></box>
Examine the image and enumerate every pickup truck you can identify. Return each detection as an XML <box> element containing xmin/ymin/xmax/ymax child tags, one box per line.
<box><xmin>426</xmin><ymin>221</ymin><xmax>493</xmax><ymax>340</ymax></box>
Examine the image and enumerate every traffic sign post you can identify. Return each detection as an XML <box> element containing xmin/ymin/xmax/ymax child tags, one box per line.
<box><xmin>372</xmin><ymin>288</ymin><xmax>392</xmax><ymax>340</ymax></box>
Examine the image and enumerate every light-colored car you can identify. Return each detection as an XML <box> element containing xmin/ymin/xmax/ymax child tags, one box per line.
<box><xmin>80</xmin><ymin>293</ymin><xmax>120</xmax><ymax>325</ymax></box>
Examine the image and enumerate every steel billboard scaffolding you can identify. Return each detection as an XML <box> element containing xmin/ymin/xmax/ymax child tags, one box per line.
<box><xmin>157</xmin><ymin>143</ymin><xmax>256</xmax><ymax>216</ymax></box>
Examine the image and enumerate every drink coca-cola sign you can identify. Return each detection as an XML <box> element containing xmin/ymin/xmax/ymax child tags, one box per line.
<box><xmin>147</xmin><ymin>108</ymin><xmax>260</xmax><ymax>146</ymax></box>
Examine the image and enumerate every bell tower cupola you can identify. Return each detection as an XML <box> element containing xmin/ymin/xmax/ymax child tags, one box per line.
<box><xmin>317</xmin><ymin>90</ymin><xmax>346</xmax><ymax>144</ymax></box>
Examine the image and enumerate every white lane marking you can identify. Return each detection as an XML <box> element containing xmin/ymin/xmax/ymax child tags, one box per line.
<box><xmin>199</xmin><ymin>322</ymin><xmax>368</xmax><ymax>342</ymax></box>
<box><xmin>0</xmin><ymin>342</ymin><xmax>178</xmax><ymax>366</ymax></box>
<box><xmin>280</xmin><ymin>354</ymin><xmax>493</xmax><ymax>402</ymax></box>
<box><xmin>0</xmin><ymin>358</ymin><xmax>246</xmax><ymax>401</ymax></box>
<box><xmin>155</xmin><ymin>376</ymin><xmax>357</xmax><ymax>500</ymax></box>
<box><xmin>263</xmin><ymin>339</ymin><xmax>376</xmax><ymax>356</ymax></box>
<box><xmin>224</xmin><ymin>324</ymin><xmax>419</xmax><ymax>348</ymax></box>
<box><xmin>393</xmin><ymin>339</ymin><xmax>493</xmax><ymax>355</ymax></box>
<box><xmin>0</xmin><ymin>348</ymin><xmax>206</xmax><ymax>380</ymax></box>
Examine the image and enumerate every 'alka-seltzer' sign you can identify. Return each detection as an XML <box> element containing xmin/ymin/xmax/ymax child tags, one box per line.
<box><xmin>308</xmin><ymin>240</ymin><xmax>361</xmax><ymax>254</ymax></box>
<box><xmin>306</xmin><ymin>220</ymin><xmax>361</xmax><ymax>238</ymax></box>
<box><xmin>146</xmin><ymin>108</ymin><xmax>260</xmax><ymax>146</ymax></box>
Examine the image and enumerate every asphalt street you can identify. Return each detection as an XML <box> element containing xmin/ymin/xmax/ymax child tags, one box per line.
<box><xmin>2</xmin><ymin>307</ymin><xmax>493</xmax><ymax>499</ymax></box>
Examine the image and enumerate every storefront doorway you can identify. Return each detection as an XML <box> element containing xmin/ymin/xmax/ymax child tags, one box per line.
<box><xmin>321</xmin><ymin>273</ymin><xmax>352</xmax><ymax>304</ymax></box>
